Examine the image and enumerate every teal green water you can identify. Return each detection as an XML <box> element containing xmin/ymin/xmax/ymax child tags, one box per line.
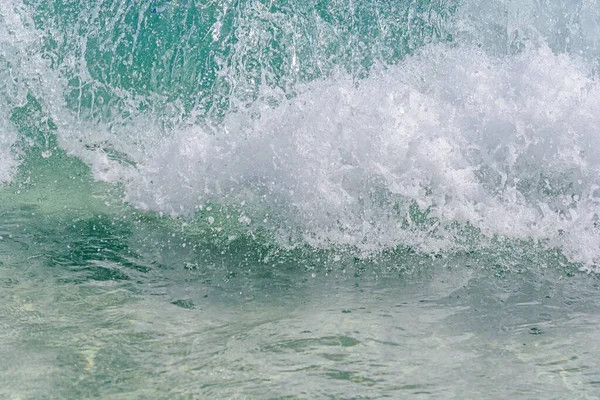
<box><xmin>2</xmin><ymin>0</ymin><xmax>600</xmax><ymax>398</ymax></box>
<box><xmin>26</xmin><ymin>0</ymin><xmax>455</xmax><ymax>119</ymax></box>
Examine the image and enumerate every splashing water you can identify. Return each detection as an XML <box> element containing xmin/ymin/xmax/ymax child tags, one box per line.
<box><xmin>2</xmin><ymin>0</ymin><xmax>600</xmax><ymax>398</ymax></box>
<box><xmin>2</xmin><ymin>0</ymin><xmax>600</xmax><ymax>267</ymax></box>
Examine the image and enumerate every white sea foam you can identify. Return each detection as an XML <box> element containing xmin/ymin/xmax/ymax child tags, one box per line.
<box><xmin>109</xmin><ymin>43</ymin><xmax>599</xmax><ymax>268</ymax></box>
<box><xmin>0</xmin><ymin>2</ymin><xmax>31</xmax><ymax>182</ymax></box>
<box><xmin>2</xmin><ymin>0</ymin><xmax>600</xmax><ymax>268</ymax></box>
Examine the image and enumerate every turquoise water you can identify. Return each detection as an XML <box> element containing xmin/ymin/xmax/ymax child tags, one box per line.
<box><xmin>2</xmin><ymin>0</ymin><xmax>600</xmax><ymax>398</ymax></box>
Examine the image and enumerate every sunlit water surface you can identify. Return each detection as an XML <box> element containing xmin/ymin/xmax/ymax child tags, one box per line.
<box><xmin>2</xmin><ymin>0</ymin><xmax>600</xmax><ymax>398</ymax></box>
<box><xmin>1</xmin><ymin>180</ymin><xmax>599</xmax><ymax>399</ymax></box>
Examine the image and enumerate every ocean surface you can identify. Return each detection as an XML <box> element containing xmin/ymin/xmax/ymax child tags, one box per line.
<box><xmin>1</xmin><ymin>0</ymin><xmax>600</xmax><ymax>398</ymax></box>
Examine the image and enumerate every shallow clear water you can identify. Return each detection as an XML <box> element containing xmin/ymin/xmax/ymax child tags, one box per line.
<box><xmin>1</xmin><ymin>168</ymin><xmax>600</xmax><ymax>399</ymax></box>
<box><xmin>2</xmin><ymin>242</ymin><xmax>600</xmax><ymax>399</ymax></box>
<box><xmin>2</xmin><ymin>0</ymin><xmax>600</xmax><ymax>398</ymax></box>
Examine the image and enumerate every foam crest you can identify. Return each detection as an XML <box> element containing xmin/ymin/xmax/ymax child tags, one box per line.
<box><xmin>3</xmin><ymin>0</ymin><xmax>600</xmax><ymax>268</ymax></box>
<box><xmin>118</xmin><ymin>43</ymin><xmax>600</xmax><ymax>267</ymax></box>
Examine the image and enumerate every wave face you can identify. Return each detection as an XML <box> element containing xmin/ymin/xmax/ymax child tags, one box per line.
<box><xmin>2</xmin><ymin>0</ymin><xmax>600</xmax><ymax>269</ymax></box>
